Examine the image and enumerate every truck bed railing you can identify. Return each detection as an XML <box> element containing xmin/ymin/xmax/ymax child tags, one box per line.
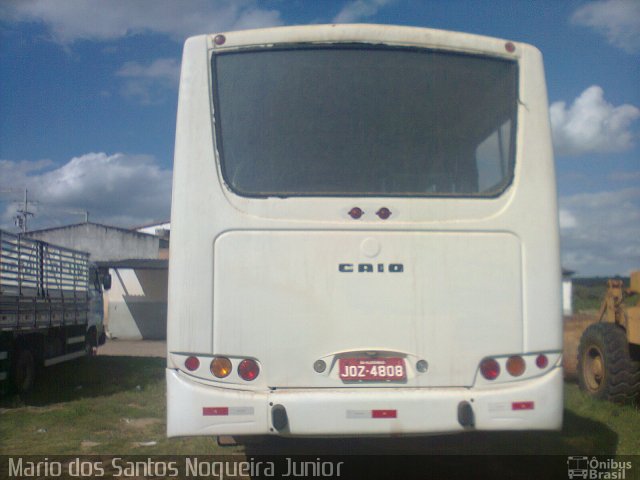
<box><xmin>0</xmin><ymin>230</ymin><xmax>90</xmax><ymax>330</ymax></box>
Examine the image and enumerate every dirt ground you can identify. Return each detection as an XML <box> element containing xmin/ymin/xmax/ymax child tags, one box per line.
<box><xmin>97</xmin><ymin>315</ymin><xmax>597</xmax><ymax>377</ymax></box>
<box><xmin>98</xmin><ymin>339</ymin><xmax>167</xmax><ymax>358</ymax></box>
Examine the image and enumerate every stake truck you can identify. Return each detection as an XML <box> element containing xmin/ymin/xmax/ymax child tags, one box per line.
<box><xmin>0</xmin><ymin>229</ymin><xmax>108</xmax><ymax>393</ymax></box>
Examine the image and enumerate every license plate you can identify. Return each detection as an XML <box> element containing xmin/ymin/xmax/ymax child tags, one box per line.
<box><xmin>339</xmin><ymin>357</ymin><xmax>406</xmax><ymax>381</ymax></box>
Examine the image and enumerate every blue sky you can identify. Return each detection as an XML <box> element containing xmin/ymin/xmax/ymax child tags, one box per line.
<box><xmin>0</xmin><ymin>0</ymin><xmax>638</xmax><ymax>276</ymax></box>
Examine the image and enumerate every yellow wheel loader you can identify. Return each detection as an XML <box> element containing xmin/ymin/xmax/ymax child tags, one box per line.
<box><xmin>577</xmin><ymin>271</ymin><xmax>640</xmax><ymax>403</ymax></box>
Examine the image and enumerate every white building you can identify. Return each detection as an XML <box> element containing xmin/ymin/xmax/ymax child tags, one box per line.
<box><xmin>27</xmin><ymin>221</ymin><xmax>171</xmax><ymax>339</ymax></box>
<box><xmin>102</xmin><ymin>221</ymin><xmax>171</xmax><ymax>340</ymax></box>
<box><xmin>562</xmin><ymin>268</ymin><xmax>574</xmax><ymax>316</ymax></box>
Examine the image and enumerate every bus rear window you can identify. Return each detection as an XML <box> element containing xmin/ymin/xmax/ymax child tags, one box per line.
<box><xmin>212</xmin><ymin>46</ymin><xmax>517</xmax><ymax>197</ymax></box>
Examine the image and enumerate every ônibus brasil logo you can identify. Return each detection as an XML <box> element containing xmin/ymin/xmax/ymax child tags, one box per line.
<box><xmin>567</xmin><ymin>456</ymin><xmax>632</xmax><ymax>479</ymax></box>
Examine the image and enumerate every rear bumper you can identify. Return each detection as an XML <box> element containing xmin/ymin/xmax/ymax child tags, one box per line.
<box><xmin>166</xmin><ymin>367</ymin><xmax>563</xmax><ymax>437</ymax></box>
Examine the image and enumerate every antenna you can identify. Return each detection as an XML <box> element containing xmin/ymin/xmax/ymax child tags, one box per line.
<box><xmin>58</xmin><ymin>208</ymin><xmax>90</xmax><ymax>222</ymax></box>
<box><xmin>15</xmin><ymin>188</ymin><xmax>37</xmax><ymax>233</ymax></box>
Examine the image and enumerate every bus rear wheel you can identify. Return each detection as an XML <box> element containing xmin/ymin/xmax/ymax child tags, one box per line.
<box><xmin>577</xmin><ymin>323</ymin><xmax>640</xmax><ymax>404</ymax></box>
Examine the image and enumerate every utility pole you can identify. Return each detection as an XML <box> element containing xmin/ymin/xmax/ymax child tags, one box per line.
<box><xmin>15</xmin><ymin>188</ymin><xmax>35</xmax><ymax>233</ymax></box>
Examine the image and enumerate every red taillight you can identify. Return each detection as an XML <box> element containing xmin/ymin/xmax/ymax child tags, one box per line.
<box><xmin>185</xmin><ymin>356</ymin><xmax>200</xmax><ymax>371</ymax></box>
<box><xmin>214</xmin><ymin>34</ymin><xmax>226</xmax><ymax>46</ymax></box>
<box><xmin>480</xmin><ymin>358</ymin><xmax>500</xmax><ymax>380</ymax></box>
<box><xmin>505</xmin><ymin>41</ymin><xmax>515</xmax><ymax>53</ymax></box>
<box><xmin>238</xmin><ymin>359</ymin><xmax>260</xmax><ymax>381</ymax></box>
<box><xmin>506</xmin><ymin>355</ymin><xmax>525</xmax><ymax>377</ymax></box>
<box><xmin>536</xmin><ymin>354</ymin><xmax>549</xmax><ymax>369</ymax></box>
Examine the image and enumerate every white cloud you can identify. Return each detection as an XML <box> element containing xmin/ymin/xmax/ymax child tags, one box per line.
<box><xmin>550</xmin><ymin>85</ymin><xmax>639</xmax><ymax>157</ymax></box>
<box><xmin>559</xmin><ymin>188</ymin><xmax>640</xmax><ymax>276</ymax></box>
<box><xmin>0</xmin><ymin>153</ymin><xmax>171</xmax><ymax>229</ymax></box>
<box><xmin>333</xmin><ymin>0</ymin><xmax>394</xmax><ymax>23</ymax></box>
<box><xmin>0</xmin><ymin>0</ymin><xmax>283</xmax><ymax>44</ymax></box>
<box><xmin>0</xmin><ymin>158</ymin><xmax>54</xmax><ymax>178</ymax></box>
<box><xmin>571</xmin><ymin>0</ymin><xmax>640</xmax><ymax>53</ymax></box>
<box><xmin>117</xmin><ymin>58</ymin><xmax>180</xmax><ymax>85</ymax></box>
<box><xmin>116</xmin><ymin>58</ymin><xmax>180</xmax><ymax>104</ymax></box>
<box><xmin>559</xmin><ymin>209</ymin><xmax>578</xmax><ymax>229</ymax></box>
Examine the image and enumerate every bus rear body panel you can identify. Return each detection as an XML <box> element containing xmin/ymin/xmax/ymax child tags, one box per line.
<box><xmin>212</xmin><ymin>230</ymin><xmax>522</xmax><ymax>389</ymax></box>
<box><xmin>167</xmin><ymin>24</ymin><xmax>562</xmax><ymax>437</ymax></box>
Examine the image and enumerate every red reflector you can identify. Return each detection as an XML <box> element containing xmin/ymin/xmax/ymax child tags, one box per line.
<box><xmin>203</xmin><ymin>407</ymin><xmax>229</xmax><ymax>416</ymax></box>
<box><xmin>512</xmin><ymin>401</ymin><xmax>534</xmax><ymax>410</ymax></box>
<box><xmin>536</xmin><ymin>354</ymin><xmax>549</xmax><ymax>369</ymax></box>
<box><xmin>372</xmin><ymin>409</ymin><xmax>397</xmax><ymax>418</ymax></box>
<box><xmin>185</xmin><ymin>356</ymin><xmax>200</xmax><ymax>371</ymax></box>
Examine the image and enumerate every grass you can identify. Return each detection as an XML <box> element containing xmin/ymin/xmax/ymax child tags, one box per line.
<box><xmin>572</xmin><ymin>276</ymin><xmax>638</xmax><ymax>314</ymax></box>
<box><xmin>573</xmin><ymin>281</ymin><xmax>607</xmax><ymax>313</ymax></box>
<box><xmin>564</xmin><ymin>383</ymin><xmax>639</xmax><ymax>455</ymax></box>
<box><xmin>1</xmin><ymin>356</ymin><xmax>639</xmax><ymax>457</ymax></box>
<box><xmin>0</xmin><ymin>357</ymin><xmax>232</xmax><ymax>455</ymax></box>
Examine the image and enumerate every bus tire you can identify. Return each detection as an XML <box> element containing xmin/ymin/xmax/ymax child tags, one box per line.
<box><xmin>577</xmin><ymin>323</ymin><xmax>640</xmax><ymax>403</ymax></box>
<box><xmin>13</xmin><ymin>348</ymin><xmax>36</xmax><ymax>393</ymax></box>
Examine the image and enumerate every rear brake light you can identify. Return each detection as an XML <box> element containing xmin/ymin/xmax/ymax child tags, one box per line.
<box><xmin>536</xmin><ymin>354</ymin><xmax>548</xmax><ymax>369</ymax></box>
<box><xmin>480</xmin><ymin>358</ymin><xmax>500</xmax><ymax>380</ymax></box>
<box><xmin>238</xmin><ymin>359</ymin><xmax>260</xmax><ymax>381</ymax></box>
<box><xmin>506</xmin><ymin>355</ymin><xmax>525</xmax><ymax>377</ymax></box>
<box><xmin>211</xmin><ymin>357</ymin><xmax>232</xmax><ymax>378</ymax></box>
<box><xmin>185</xmin><ymin>356</ymin><xmax>200</xmax><ymax>371</ymax></box>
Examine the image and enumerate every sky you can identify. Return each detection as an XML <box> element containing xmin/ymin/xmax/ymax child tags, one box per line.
<box><xmin>0</xmin><ymin>0</ymin><xmax>638</xmax><ymax>276</ymax></box>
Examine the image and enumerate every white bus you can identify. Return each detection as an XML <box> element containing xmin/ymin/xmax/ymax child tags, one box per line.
<box><xmin>167</xmin><ymin>24</ymin><xmax>562</xmax><ymax>439</ymax></box>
